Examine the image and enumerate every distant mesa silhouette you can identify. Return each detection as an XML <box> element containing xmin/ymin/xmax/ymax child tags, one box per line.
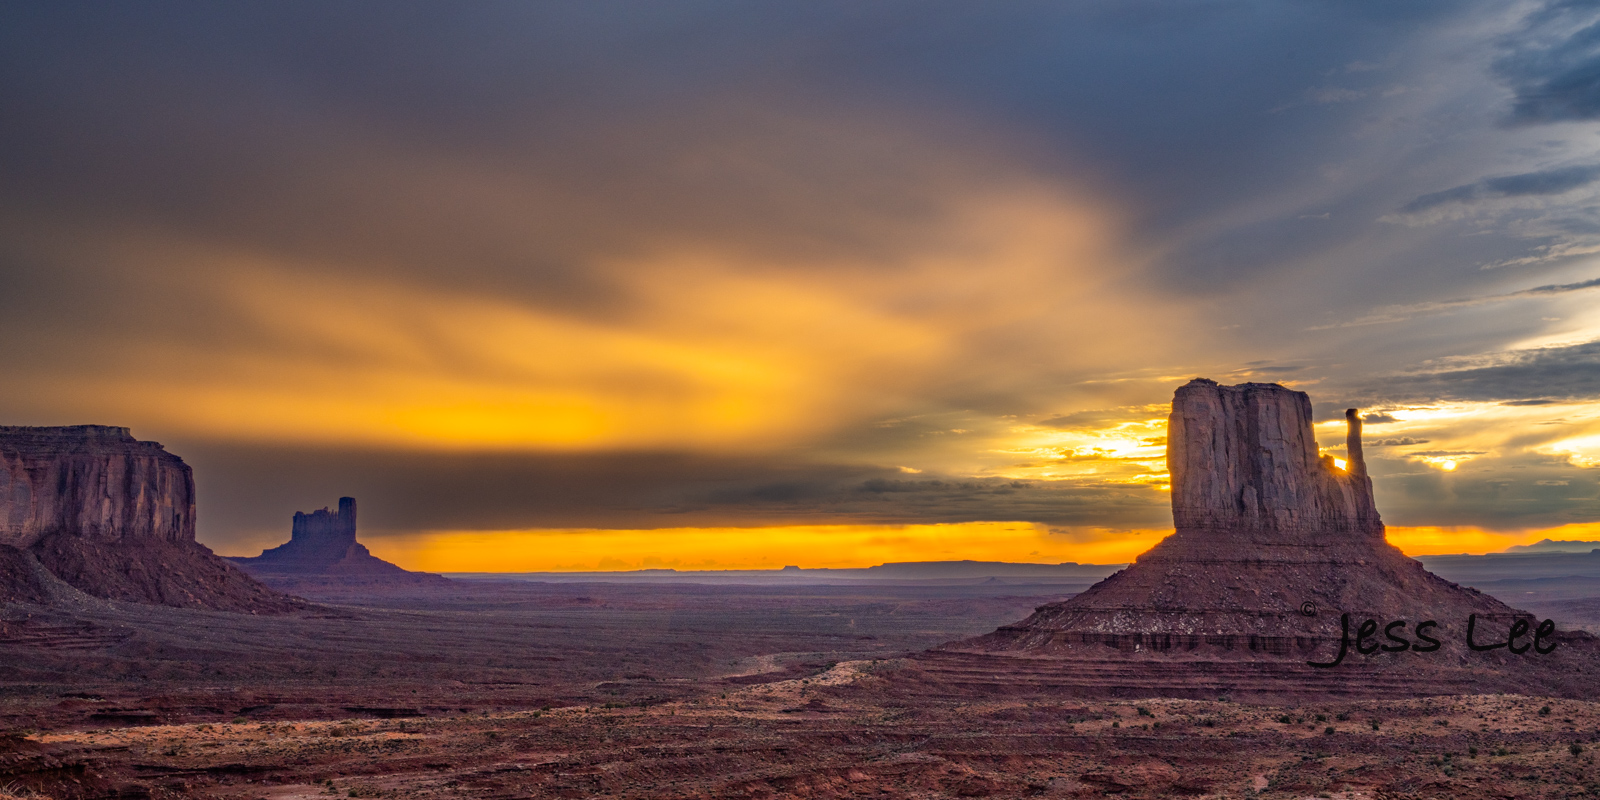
<box><xmin>229</xmin><ymin>497</ymin><xmax>448</xmax><ymax>588</ymax></box>
<box><xmin>0</xmin><ymin>424</ymin><xmax>298</xmax><ymax>612</ymax></box>
<box><xmin>923</xmin><ymin>379</ymin><xmax>1600</xmax><ymax>699</ymax></box>
<box><xmin>1504</xmin><ymin>538</ymin><xmax>1600</xmax><ymax>554</ymax></box>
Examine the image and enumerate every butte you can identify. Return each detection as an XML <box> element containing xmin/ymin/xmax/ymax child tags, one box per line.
<box><xmin>0</xmin><ymin>425</ymin><xmax>297</xmax><ymax>612</ymax></box>
<box><xmin>921</xmin><ymin>379</ymin><xmax>1600</xmax><ymax>700</ymax></box>
<box><xmin>229</xmin><ymin>497</ymin><xmax>449</xmax><ymax>589</ymax></box>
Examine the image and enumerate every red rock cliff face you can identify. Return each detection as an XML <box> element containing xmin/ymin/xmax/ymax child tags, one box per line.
<box><xmin>0</xmin><ymin>425</ymin><xmax>195</xmax><ymax>547</ymax></box>
<box><xmin>1168</xmin><ymin>380</ymin><xmax>1379</xmax><ymax>536</ymax></box>
<box><xmin>0</xmin><ymin>425</ymin><xmax>298</xmax><ymax>612</ymax></box>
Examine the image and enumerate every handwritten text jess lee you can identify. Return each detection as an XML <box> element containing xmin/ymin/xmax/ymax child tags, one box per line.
<box><xmin>1307</xmin><ymin>613</ymin><xmax>1559</xmax><ymax>668</ymax></box>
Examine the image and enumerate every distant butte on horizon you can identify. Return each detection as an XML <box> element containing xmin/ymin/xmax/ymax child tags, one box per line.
<box><xmin>228</xmin><ymin>496</ymin><xmax>448</xmax><ymax>589</ymax></box>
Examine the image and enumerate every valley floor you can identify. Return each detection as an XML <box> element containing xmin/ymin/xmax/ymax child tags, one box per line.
<box><xmin>3</xmin><ymin>578</ymin><xmax>1600</xmax><ymax>798</ymax></box>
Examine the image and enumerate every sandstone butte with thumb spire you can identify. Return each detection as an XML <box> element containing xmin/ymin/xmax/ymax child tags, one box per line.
<box><xmin>228</xmin><ymin>496</ymin><xmax>449</xmax><ymax>589</ymax></box>
<box><xmin>924</xmin><ymin>379</ymin><xmax>1600</xmax><ymax>699</ymax></box>
<box><xmin>0</xmin><ymin>425</ymin><xmax>299</xmax><ymax>612</ymax></box>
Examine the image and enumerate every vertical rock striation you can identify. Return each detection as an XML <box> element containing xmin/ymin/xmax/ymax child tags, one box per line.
<box><xmin>1167</xmin><ymin>380</ymin><xmax>1378</xmax><ymax>538</ymax></box>
<box><xmin>0</xmin><ymin>425</ymin><xmax>194</xmax><ymax>548</ymax></box>
<box><xmin>0</xmin><ymin>425</ymin><xmax>298</xmax><ymax>611</ymax></box>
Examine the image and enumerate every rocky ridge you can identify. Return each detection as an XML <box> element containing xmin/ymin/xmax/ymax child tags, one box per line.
<box><xmin>0</xmin><ymin>425</ymin><xmax>299</xmax><ymax>612</ymax></box>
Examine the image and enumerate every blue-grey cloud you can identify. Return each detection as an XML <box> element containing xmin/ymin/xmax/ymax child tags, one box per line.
<box><xmin>1312</xmin><ymin>276</ymin><xmax>1600</xmax><ymax>329</ymax></box>
<box><xmin>1400</xmin><ymin>165</ymin><xmax>1600</xmax><ymax>213</ymax></box>
<box><xmin>1496</xmin><ymin>2</ymin><xmax>1600</xmax><ymax>124</ymax></box>
<box><xmin>1358</xmin><ymin>340</ymin><xmax>1600</xmax><ymax>405</ymax></box>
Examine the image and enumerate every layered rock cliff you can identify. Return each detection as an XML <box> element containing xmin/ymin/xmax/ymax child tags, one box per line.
<box><xmin>0</xmin><ymin>425</ymin><xmax>299</xmax><ymax>612</ymax></box>
<box><xmin>1168</xmin><ymin>380</ymin><xmax>1379</xmax><ymax>537</ymax></box>
<box><xmin>0</xmin><ymin>425</ymin><xmax>194</xmax><ymax>547</ymax></box>
<box><xmin>229</xmin><ymin>497</ymin><xmax>448</xmax><ymax>587</ymax></box>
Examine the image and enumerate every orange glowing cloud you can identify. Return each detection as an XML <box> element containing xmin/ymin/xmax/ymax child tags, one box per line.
<box><xmin>1386</xmin><ymin>523</ymin><xmax>1600</xmax><ymax>556</ymax></box>
<box><xmin>14</xmin><ymin>183</ymin><xmax>1176</xmax><ymax>454</ymax></box>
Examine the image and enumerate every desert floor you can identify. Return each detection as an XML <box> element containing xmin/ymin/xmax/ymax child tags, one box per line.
<box><xmin>4</xmin><ymin>579</ymin><xmax>1599</xmax><ymax>799</ymax></box>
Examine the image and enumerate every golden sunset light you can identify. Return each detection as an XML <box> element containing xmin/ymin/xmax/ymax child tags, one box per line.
<box><xmin>367</xmin><ymin>522</ymin><xmax>1166</xmax><ymax>573</ymax></box>
<box><xmin>354</xmin><ymin>521</ymin><xmax>1600</xmax><ymax>574</ymax></box>
<box><xmin>12</xmin><ymin>6</ymin><xmax>1600</xmax><ymax>794</ymax></box>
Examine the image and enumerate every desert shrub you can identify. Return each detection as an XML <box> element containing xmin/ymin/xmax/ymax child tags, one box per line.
<box><xmin>1540</xmin><ymin>706</ymin><xmax>1552</xmax><ymax>716</ymax></box>
<box><xmin>0</xmin><ymin>788</ymin><xmax>51</xmax><ymax>800</ymax></box>
<box><xmin>1573</xmin><ymin>744</ymin><xmax>1585</xmax><ymax>757</ymax></box>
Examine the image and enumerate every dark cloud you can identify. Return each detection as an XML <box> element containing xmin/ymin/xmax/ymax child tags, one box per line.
<box><xmin>1356</xmin><ymin>340</ymin><xmax>1600</xmax><ymax>405</ymax></box>
<box><xmin>1362</xmin><ymin>412</ymin><xmax>1400</xmax><ymax>424</ymax></box>
<box><xmin>1399</xmin><ymin>165</ymin><xmax>1600</xmax><ymax>213</ymax></box>
<box><xmin>1496</xmin><ymin>2</ymin><xmax>1600</xmax><ymax>124</ymax></box>
<box><xmin>1373</xmin><ymin>452</ymin><xmax>1600</xmax><ymax>531</ymax></box>
<box><xmin>181</xmin><ymin>441</ymin><xmax>1170</xmax><ymax>553</ymax></box>
<box><xmin>1370</xmin><ymin>437</ymin><xmax>1428</xmax><ymax>446</ymax></box>
<box><xmin>1318</xmin><ymin>276</ymin><xmax>1600</xmax><ymax>330</ymax></box>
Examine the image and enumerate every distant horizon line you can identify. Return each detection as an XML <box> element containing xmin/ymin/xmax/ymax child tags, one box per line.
<box><xmin>434</xmin><ymin>548</ymin><xmax>1600</xmax><ymax>576</ymax></box>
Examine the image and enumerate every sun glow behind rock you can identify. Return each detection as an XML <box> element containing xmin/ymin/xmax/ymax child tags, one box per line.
<box><xmin>984</xmin><ymin>412</ymin><xmax>1171</xmax><ymax>488</ymax></box>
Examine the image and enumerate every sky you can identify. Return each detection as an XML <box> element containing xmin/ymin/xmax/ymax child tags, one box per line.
<box><xmin>4</xmin><ymin>1</ymin><xmax>1600</xmax><ymax>569</ymax></box>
